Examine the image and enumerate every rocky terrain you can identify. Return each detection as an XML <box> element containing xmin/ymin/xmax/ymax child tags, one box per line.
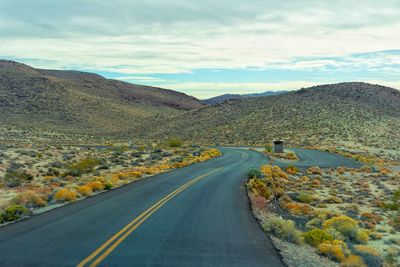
<box><xmin>247</xmin><ymin>163</ymin><xmax>400</xmax><ymax>266</ymax></box>
<box><xmin>143</xmin><ymin>82</ymin><xmax>400</xmax><ymax>151</ymax></box>
<box><xmin>0</xmin><ymin>60</ymin><xmax>202</xmax><ymax>139</ymax></box>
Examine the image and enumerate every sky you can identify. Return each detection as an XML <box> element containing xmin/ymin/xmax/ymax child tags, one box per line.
<box><xmin>1</xmin><ymin>0</ymin><xmax>400</xmax><ymax>99</ymax></box>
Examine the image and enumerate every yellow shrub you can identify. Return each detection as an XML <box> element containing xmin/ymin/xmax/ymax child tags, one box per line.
<box><xmin>283</xmin><ymin>202</ymin><xmax>312</xmax><ymax>215</ymax></box>
<box><xmin>303</xmin><ymin>228</ymin><xmax>334</xmax><ymax>247</ymax></box>
<box><xmin>13</xmin><ymin>191</ymin><xmax>47</xmax><ymax>208</ymax></box>
<box><xmin>77</xmin><ymin>185</ymin><xmax>93</xmax><ymax>196</ymax></box>
<box><xmin>301</xmin><ymin>176</ymin><xmax>309</xmax><ymax>183</ymax></box>
<box><xmin>318</xmin><ymin>240</ymin><xmax>349</xmax><ymax>262</ymax></box>
<box><xmin>340</xmin><ymin>255</ymin><xmax>366</xmax><ymax>267</ymax></box>
<box><xmin>86</xmin><ymin>181</ymin><xmax>104</xmax><ymax>191</ymax></box>
<box><xmin>54</xmin><ymin>189</ymin><xmax>78</xmax><ymax>202</ymax></box>
<box><xmin>353</xmin><ymin>245</ymin><xmax>380</xmax><ymax>257</ymax></box>
<box><xmin>286</xmin><ymin>166</ymin><xmax>299</xmax><ymax>175</ymax></box>
<box><xmin>355</xmin><ymin>229</ymin><xmax>369</xmax><ymax>244</ymax></box>
<box><xmin>322</xmin><ymin>215</ymin><xmax>358</xmax><ymax>239</ymax></box>
<box><xmin>307</xmin><ymin>166</ymin><xmax>322</xmax><ymax>175</ymax></box>
<box><xmin>248</xmin><ymin>178</ymin><xmax>270</xmax><ymax>199</ymax></box>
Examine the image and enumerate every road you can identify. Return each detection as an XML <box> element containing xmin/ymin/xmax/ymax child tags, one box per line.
<box><xmin>271</xmin><ymin>148</ymin><xmax>363</xmax><ymax>169</ymax></box>
<box><xmin>0</xmin><ymin>147</ymin><xmax>362</xmax><ymax>266</ymax></box>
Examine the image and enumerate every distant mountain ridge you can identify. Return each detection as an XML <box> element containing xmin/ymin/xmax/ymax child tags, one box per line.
<box><xmin>0</xmin><ymin>60</ymin><xmax>202</xmax><ymax>135</ymax></box>
<box><xmin>202</xmin><ymin>90</ymin><xmax>289</xmax><ymax>105</ymax></box>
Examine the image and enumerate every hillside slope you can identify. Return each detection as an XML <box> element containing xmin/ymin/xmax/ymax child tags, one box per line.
<box><xmin>141</xmin><ymin>82</ymin><xmax>400</xmax><ymax>149</ymax></box>
<box><xmin>0</xmin><ymin>60</ymin><xmax>202</xmax><ymax>136</ymax></box>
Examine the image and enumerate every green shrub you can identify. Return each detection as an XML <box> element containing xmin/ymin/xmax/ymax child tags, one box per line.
<box><xmin>322</xmin><ymin>215</ymin><xmax>369</xmax><ymax>244</ymax></box>
<box><xmin>165</xmin><ymin>138</ymin><xmax>183</xmax><ymax>148</ymax></box>
<box><xmin>304</xmin><ymin>228</ymin><xmax>334</xmax><ymax>247</ymax></box>
<box><xmin>263</xmin><ymin>217</ymin><xmax>303</xmax><ymax>244</ymax></box>
<box><xmin>248</xmin><ymin>169</ymin><xmax>263</xmax><ymax>179</ymax></box>
<box><xmin>3</xmin><ymin>170</ymin><xmax>33</xmax><ymax>187</ymax></box>
<box><xmin>382</xmin><ymin>202</ymin><xmax>399</xmax><ymax>211</ymax></box>
<box><xmin>66</xmin><ymin>157</ymin><xmax>103</xmax><ymax>176</ymax></box>
<box><xmin>265</xmin><ymin>145</ymin><xmax>272</xmax><ymax>153</ymax></box>
<box><xmin>297</xmin><ymin>192</ymin><xmax>314</xmax><ymax>203</ymax></box>
<box><xmin>103</xmin><ymin>183</ymin><xmax>113</xmax><ymax>190</ymax></box>
<box><xmin>2</xmin><ymin>205</ymin><xmax>30</xmax><ymax>221</ymax></box>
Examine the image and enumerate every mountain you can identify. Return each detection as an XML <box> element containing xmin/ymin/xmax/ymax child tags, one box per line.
<box><xmin>0</xmin><ymin>60</ymin><xmax>202</xmax><ymax>137</ymax></box>
<box><xmin>140</xmin><ymin>82</ymin><xmax>400</xmax><ymax>150</ymax></box>
<box><xmin>202</xmin><ymin>91</ymin><xmax>289</xmax><ymax>105</ymax></box>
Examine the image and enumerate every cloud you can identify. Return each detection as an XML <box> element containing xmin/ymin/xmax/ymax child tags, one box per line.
<box><xmin>0</xmin><ymin>0</ymin><xmax>399</xmax><ymax>97</ymax></box>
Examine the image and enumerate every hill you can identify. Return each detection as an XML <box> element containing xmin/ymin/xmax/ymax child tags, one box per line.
<box><xmin>139</xmin><ymin>82</ymin><xmax>400</xmax><ymax>150</ymax></box>
<box><xmin>0</xmin><ymin>60</ymin><xmax>202</xmax><ymax>140</ymax></box>
<box><xmin>202</xmin><ymin>91</ymin><xmax>289</xmax><ymax>105</ymax></box>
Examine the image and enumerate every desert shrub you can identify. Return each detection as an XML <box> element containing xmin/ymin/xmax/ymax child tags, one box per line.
<box><xmin>265</xmin><ymin>145</ymin><xmax>272</xmax><ymax>153</ymax></box>
<box><xmin>45</xmin><ymin>167</ymin><xmax>60</xmax><ymax>176</ymax></box>
<box><xmin>165</xmin><ymin>138</ymin><xmax>183</xmax><ymax>148</ymax></box>
<box><xmin>352</xmin><ymin>245</ymin><xmax>382</xmax><ymax>267</ymax></box>
<box><xmin>382</xmin><ymin>202</ymin><xmax>399</xmax><ymax>211</ymax></box>
<box><xmin>2</xmin><ymin>205</ymin><xmax>30</xmax><ymax>221</ymax></box>
<box><xmin>340</xmin><ymin>255</ymin><xmax>366</xmax><ymax>267</ymax></box>
<box><xmin>307</xmin><ymin>166</ymin><xmax>322</xmax><ymax>175</ymax></box>
<box><xmin>103</xmin><ymin>183</ymin><xmax>113</xmax><ymax>190</ymax></box>
<box><xmin>149</xmin><ymin>153</ymin><xmax>162</xmax><ymax>160</ymax></box>
<box><xmin>248</xmin><ymin>169</ymin><xmax>263</xmax><ymax>179</ymax></box>
<box><xmin>286</xmin><ymin>152</ymin><xmax>298</xmax><ymax>160</ymax></box>
<box><xmin>66</xmin><ymin>157</ymin><xmax>103</xmax><ymax>176</ymax></box>
<box><xmin>283</xmin><ymin>202</ymin><xmax>312</xmax><ymax>215</ymax></box>
<box><xmin>54</xmin><ymin>189</ymin><xmax>78</xmax><ymax>202</ymax></box>
<box><xmin>170</xmin><ymin>156</ymin><xmax>184</xmax><ymax>163</ymax></box>
<box><xmin>297</xmin><ymin>192</ymin><xmax>314</xmax><ymax>203</ymax></box>
<box><xmin>131</xmin><ymin>151</ymin><xmax>142</xmax><ymax>158</ymax></box>
<box><xmin>325</xmin><ymin>196</ymin><xmax>344</xmax><ymax>204</ymax></box>
<box><xmin>263</xmin><ymin>217</ymin><xmax>303</xmax><ymax>244</ymax></box>
<box><xmin>247</xmin><ymin>178</ymin><xmax>270</xmax><ymax>199</ymax></box>
<box><xmin>359</xmin><ymin>166</ymin><xmax>372</xmax><ymax>173</ymax></box>
<box><xmin>50</xmin><ymin>161</ymin><xmax>64</xmax><ymax>168</ymax></box>
<box><xmin>161</xmin><ymin>151</ymin><xmax>173</xmax><ymax>157</ymax></box>
<box><xmin>322</xmin><ymin>215</ymin><xmax>368</xmax><ymax>243</ymax></box>
<box><xmin>303</xmin><ymin>228</ymin><xmax>334</xmax><ymax>247</ymax></box>
<box><xmin>13</xmin><ymin>191</ymin><xmax>47</xmax><ymax>208</ymax></box>
<box><xmin>85</xmin><ymin>181</ymin><xmax>104</xmax><ymax>191</ymax></box>
<box><xmin>355</xmin><ymin>229</ymin><xmax>369</xmax><ymax>244</ymax></box>
<box><xmin>286</xmin><ymin>165</ymin><xmax>300</xmax><ymax>175</ymax></box>
<box><xmin>3</xmin><ymin>170</ymin><xmax>33</xmax><ymax>187</ymax></box>
<box><xmin>318</xmin><ymin>240</ymin><xmax>350</xmax><ymax>262</ymax></box>
<box><xmin>77</xmin><ymin>185</ymin><xmax>93</xmax><ymax>196</ymax></box>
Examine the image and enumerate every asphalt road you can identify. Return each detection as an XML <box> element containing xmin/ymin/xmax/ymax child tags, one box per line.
<box><xmin>0</xmin><ymin>147</ymin><xmax>362</xmax><ymax>267</ymax></box>
<box><xmin>271</xmin><ymin>148</ymin><xmax>363</xmax><ymax>169</ymax></box>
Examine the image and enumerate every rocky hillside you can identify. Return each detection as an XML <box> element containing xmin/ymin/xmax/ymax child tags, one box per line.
<box><xmin>0</xmin><ymin>60</ymin><xmax>202</xmax><ymax>136</ymax></box>
<box><xmin>140</xmin><ymin>82</ymin><xmax>400</xmax><ymax>150</ymax></box>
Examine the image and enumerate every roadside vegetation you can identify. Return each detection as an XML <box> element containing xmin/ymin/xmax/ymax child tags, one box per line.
<box><xmin>247</xmin><ymin>162</ymin><xmax>400</xmax><ymax>266</ymax></box>
<box><xmin>264</xmin><ymin>145</ymin><xmax>299</xmax><ymax>161</ymax></box>
<box><xmin>0</xmin><ymin>140</ymin><xmax>221</xmax><ymax>224</ymax></box>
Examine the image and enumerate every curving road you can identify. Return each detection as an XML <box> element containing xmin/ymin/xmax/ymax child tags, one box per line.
<box><xmin>0</xmin><ymin>147</ymin><xmax>362</xmax><ymax>266</ymax></box>
<box><xmin>271</xmin><ymin>148</ymin><xmax>363</xmax><ymax>169</ymax></box>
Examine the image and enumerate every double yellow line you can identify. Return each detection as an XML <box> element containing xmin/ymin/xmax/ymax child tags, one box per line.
<box><xmin>77</xmin><ymin>167</ymin><xmax>223</xmax><ymax>267</ymax></box>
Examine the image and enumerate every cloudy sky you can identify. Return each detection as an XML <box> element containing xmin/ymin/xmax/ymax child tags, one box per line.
<box><xmin>1</xmin><ymin>0</ymin><xmax>400</xmax><ymax>98</ymax></box>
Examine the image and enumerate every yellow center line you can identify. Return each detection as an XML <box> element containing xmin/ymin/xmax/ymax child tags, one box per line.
<box><xmin>77</xmin><ymin>167</ymin><xmax>224</xmax><ymax>267</ymax></box>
